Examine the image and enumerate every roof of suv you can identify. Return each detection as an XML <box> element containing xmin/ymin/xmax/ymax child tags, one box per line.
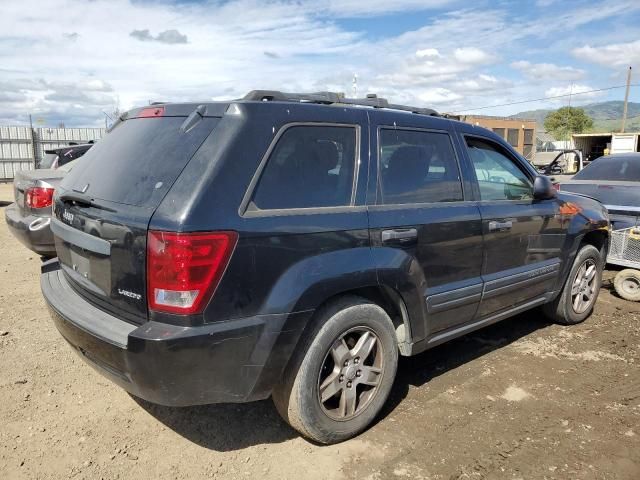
<box><xmin>121</xmin><ymin>90</ymin><xmax>447</xmax><ymax>123</ymax></box>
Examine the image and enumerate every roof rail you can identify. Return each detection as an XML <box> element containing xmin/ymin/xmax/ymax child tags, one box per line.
<box><xmin>242</xmin><ymin>90</ymin><xmax>439</xmax><ymax>116</ymax></box>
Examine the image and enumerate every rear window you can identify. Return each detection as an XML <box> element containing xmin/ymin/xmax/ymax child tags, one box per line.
<box><xmin>250</xmin><ymin>125</ymin><xmax>357</xmax><ymax>210</ymax></box>
<box><xmin>379</xmin><ymin>129</ymin><xmax>463</xmax><ymax>205</ymax></box>
<box><xmin>60</xmin><ymin>116</ymin><xmax>219</xmax><ymax>207</ymax></box>
<box><xmin>574</xmin><ymin>156</ymin><xmax>640</xmax><ymax>181</ymax></box>
<box><xmin>40</xmin><ymin>152</ymin><xmax>59</xmax><ymax>169</ymax></box>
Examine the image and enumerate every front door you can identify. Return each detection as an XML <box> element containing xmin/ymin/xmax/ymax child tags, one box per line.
<box><xmin>461</xmin><ymin>134</ymin><xmax>565</xmax><ymax>318</ymax></box>
<box><xmin>368</xmin><ymin>119</ymin><xmax>484</xmax><ymax>340</ymax></box>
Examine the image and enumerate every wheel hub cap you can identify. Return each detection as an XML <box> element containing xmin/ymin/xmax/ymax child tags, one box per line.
<box><xmin>570</xmin><ymin>258</ymin><xmax>598</xmax><ymax>314</ymax></box>
<box><xmin>317</xmin><ymin>327</ymin><xmax>384</xmax><ymax>421</ymax></box>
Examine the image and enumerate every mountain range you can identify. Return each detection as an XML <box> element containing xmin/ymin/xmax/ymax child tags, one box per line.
<box><xmin>511</xmin><ymin>101</ymin><xmax>640</xmax><ymax>133</ymax></box>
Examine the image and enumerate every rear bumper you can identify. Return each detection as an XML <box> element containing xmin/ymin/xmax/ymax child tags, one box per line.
<box><xmin>5</xmin><ymin>203</ymin><xmax>55</xmax><ymax>256</ymax></box>
<box><xmin>41</xmin><ymin>263</ymin><xmax>310</xmax><ymax>406</ymax></box>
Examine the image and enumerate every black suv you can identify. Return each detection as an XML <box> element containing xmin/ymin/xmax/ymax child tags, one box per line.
<box><xmin>41</xmin><ymin>91</ymin><xmax>609</xmax><ymax>444</ymax></box>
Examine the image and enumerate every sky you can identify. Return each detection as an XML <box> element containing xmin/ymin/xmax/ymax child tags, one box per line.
<box><xmin>1</xmin><ymin>0</ymin><xmax>639</xmax><ymax>127</ymax></box>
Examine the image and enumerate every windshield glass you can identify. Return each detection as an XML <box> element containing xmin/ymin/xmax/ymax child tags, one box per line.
<box><xmin>574</xmin><ymin>156</ymin><xmax>640</xmax><ymax>182</ymax></box>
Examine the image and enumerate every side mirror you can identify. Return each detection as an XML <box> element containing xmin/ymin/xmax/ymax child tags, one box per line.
<box><xmin>533</xmin><ymin>175</ymin><xmax>557</xmax><ymax>200</ymax></box>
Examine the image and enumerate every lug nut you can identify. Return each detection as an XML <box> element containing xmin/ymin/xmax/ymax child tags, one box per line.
<box><xmin>354</xmin><ymin>357</ymin><xmax>360</xmax><ymax>364</ymax></box>
<box><xmin>339</xmin><ymin>375</ymin><xmax>344</xmax><ymax>382</ymax></box>
<box><xmin>356</xmin><ymin>370</ymin><xmax>361</xmax><ymax>377</ymax></box>
<box><xmin>344</xmin><ymin>360</ymin><xmax>349</xmax><ymax>367</ymax></box>
<box><xmin>347</xmin><ymin>381</ymin><xmax>352</xmax><ymax>388</ymax></box>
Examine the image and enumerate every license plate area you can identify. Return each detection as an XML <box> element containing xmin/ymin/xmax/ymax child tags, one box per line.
<box><xmin>70</xmin><ymin>249</ymin><xmax>91</xmax><ymax>279</ymax></box>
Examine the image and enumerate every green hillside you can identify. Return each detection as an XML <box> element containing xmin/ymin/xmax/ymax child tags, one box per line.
<box><xmin>512</xmin><ymin>101</ymin><xmax>640</xmax><ymax>133</ymax></box>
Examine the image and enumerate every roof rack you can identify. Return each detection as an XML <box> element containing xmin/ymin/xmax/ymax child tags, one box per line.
<box><xmin>242</xmin><ymin>90</ymin><xmax>439</xmax><ymax>117</ymax></box>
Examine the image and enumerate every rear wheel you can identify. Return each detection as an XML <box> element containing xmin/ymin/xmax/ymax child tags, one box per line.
<box><xmin>543</xmin><ymin>244</ymin><xmax>603</xmax><ymax>324</ymax></box>
<box><xmin>613</xmin><ymin>269</ymin><xmax>640</xmax><ymax>302</ymax></box>
<box><xmin>272</xmin><ymin>296</ymin><xmax>398</xmax><ymax>444</ymax></box>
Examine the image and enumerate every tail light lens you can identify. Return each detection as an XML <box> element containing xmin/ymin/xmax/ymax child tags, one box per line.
<box><xmin>147</xmin><ymin>231</ymin><xmax>238</xmax><ymax>315</ymax></box>
<box><xmin>25</xmin><ymin>187</ymin><xmax>55</xmax><ymax>209</ymax></box>
<box><xmin>553</xmin><ymin>183</ymin><xmax>561</xmax><ymax>191</ymax></box>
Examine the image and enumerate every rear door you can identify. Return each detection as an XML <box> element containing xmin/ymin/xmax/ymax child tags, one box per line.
<box><xmin>459</xmin><ymin>130</ymin><xmax>565</xmax><ymax>318</ymax></box>
<box><xmin>52</xmin><ymin>108</ymin><xmax>221</xmax><ymax>324</ymax></box>
<box><xmin>368</xmin><ymin>115</ymin><xmax>484</xmax><ymax>339</ymax></box>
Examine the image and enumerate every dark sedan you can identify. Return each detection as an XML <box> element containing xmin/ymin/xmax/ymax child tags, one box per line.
<box><xmin>38</xmin><ymin>143</ymin><xmax>93</xmax><ymax>169</ymax></box>
<box><xmin>557</xmin><ymin>153</ymin><xmax>640</xmax><ymax>229</ymax></box>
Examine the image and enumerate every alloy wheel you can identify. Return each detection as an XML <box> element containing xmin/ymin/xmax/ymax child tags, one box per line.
<box><xmin>571</xmin><ymin>258</ymin><xmax>598</xmax><ymax>314</ymax></box>
<box><xmin>317</xmin><ymin>327</ymin><xmax>384</xmax><ymax>421</ymax></box>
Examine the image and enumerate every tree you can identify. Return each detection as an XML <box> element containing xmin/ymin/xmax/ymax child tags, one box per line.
<box><xmin>544</xmin><ymin>106</ymin><xmax>593</xmax><ymax>141</ymax></box>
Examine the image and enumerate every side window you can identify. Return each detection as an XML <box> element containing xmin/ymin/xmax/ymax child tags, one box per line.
<box><xmin>251</xmin><ymin>125</ymin><xmax>357</xmax><ymax>210</ymax></box>
<box><xmin>379</xmin><ymin>129</ymin><xmax>463</xmax><ymax>205</ymax></box>
<box><xmin>466</xmin><ymin>137</ymin><xmax>533</xmax><ymax>201</ymax></box>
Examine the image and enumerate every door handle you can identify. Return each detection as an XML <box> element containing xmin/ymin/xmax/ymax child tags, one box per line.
<box><xmin>488</xmin><ymin>220</ymin><xmax>513</xmax><ymax>232</ymax></box>
<box><xmin>381</xmin><ymin>228</ymin><xmax>418</xmax><ymax>243</ymax></box>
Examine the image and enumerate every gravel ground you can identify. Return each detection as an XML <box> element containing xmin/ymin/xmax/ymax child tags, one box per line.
<box><xmin>0</xmin><ymin>182</ymin><xmax>638</xmax><ymax>479</ymax></box>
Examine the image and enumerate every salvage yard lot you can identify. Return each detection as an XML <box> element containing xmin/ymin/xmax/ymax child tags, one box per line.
<box><xmin>0</xmin><ymin>182</ymin><xmax>638</xmax><ymax>480</ymax></box>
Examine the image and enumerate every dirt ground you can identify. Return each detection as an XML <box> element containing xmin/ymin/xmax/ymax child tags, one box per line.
<box><xmin>0</xmin><ymin>181</ymin><xmax>638</xmax><ymax>480</ymax></box>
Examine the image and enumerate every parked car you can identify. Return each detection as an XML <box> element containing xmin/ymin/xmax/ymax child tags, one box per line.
<box><xmin>38</xmin><ymin>143</ymin><xmax>93</xmax><ymax>169</ymax></box>
<box><xmin>556</xmin><ymin>153</ymin><xmax>640</xmax><ymax>230</ymax></box>
<box><xmin>5</xmin><ymin>160</ymin><xmax>78</xmax><ymax>257</ymax></box>
<box><xmin>41</xmin><ymin>91</ymin><xmax>609</xmax><ymax>444</ymax></box>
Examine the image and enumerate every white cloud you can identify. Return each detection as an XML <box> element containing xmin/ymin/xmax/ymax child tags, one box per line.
<box><xmin>416</xmin><ymin>48</ymin><xmax>441</xmax><ymax>58</ymax></box>
<box><xmin>544</xmin><ymin>84</ymin><xmax>604</xmax><ymax>103</ymax></box>
<box><xmin>453</xmin><ymin>47</ymin><xmax>495</xmax><ymax>65</ymax></box>
<box><xmin>418</xmin><ymin>88</ymin><xmax>463</xmax><ymax>104</ymax></box>
<box><xmin>511</xmin><ymin>61</ymin><xmax>585</xmax><ymax>81</ymax></box>
<box><xmin>572</xmin><ymin>40</ymin><xmax>640</xmax><ymax>68</ymax></box>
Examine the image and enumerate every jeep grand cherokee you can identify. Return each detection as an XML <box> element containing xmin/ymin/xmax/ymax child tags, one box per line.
<box><xmin>41</xmin><ymin>91</ymin><xmax>609</xmax><ymax>444</ymax></box>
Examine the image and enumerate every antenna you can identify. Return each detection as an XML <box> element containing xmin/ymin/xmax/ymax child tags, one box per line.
<box><xmin>352</xmin><ymin>74</ymin><xmax>358</xmax><ymax>98</ymax></box>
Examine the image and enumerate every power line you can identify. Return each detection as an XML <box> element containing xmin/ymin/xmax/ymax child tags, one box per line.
<box><xmin>448</xmin><ymin>83</ymin><xmax>640</xmax><ymax>114</ymax></box>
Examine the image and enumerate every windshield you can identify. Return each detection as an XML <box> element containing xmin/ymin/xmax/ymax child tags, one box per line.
<box><xmin>60</xmin><ymin>116</ymin><xmax>220</xmax><ymax>207</ymax></box>
<box><xmin>574</xmin><ymin>156</ymin><xmax>640</xmax><ymax>182</ymax></box>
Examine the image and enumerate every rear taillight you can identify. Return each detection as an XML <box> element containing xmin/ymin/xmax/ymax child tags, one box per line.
<box><xmin>25</xmin><ymin>187</ymin><xmax>55</xmax><ymax>209</ymax></box>
<box><xmin>553</xmin><ymin>183</ymin><xmax>561</xmax><ymax>191</ymax></box>
<box><xmin>147</xmin><ymin>231</ymin><xmax>238</xmax><ymax>315</ymax></box>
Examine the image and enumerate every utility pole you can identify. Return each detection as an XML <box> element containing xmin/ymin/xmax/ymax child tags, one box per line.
<box><xmin>29</xmin><ymin>114</ymin><xmax>38</xmax><ymax>169</ymax></box>
<box><xmin>621</xmin><ymin>66</ymin><xmax>632</xmax><ymax>133</ymax></box>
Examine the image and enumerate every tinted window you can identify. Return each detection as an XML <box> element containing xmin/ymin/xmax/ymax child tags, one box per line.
<box><xmin>574</xmin><ymin>156</ymin><xmax>640</xmax><ymax>181</ymax></box>
<box><xmin>467</xmin><ymin>137</ymin><xmax>533</xmax><ymax>201</ymax></box>
<box><xmin>57</xmin><ymin>146</ymin><xmax>91</xmax><ymax>167</ymax></box>
<box><xmin>61</xmin><ymin>116</ymin><xmax>219</xmax><ymax>207</ymax></box>
<box><xmin>379</xmin><ymin>129</ymin><xmax>463</xmax><ymax>205</ymax></box>
<box><xmin>251</xmin><ymin>125</ymin><xmax>357</xmax><ymax>210</ymax></box>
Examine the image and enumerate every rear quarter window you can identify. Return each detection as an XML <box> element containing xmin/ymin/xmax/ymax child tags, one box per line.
<box><xmin>249</xmin><ymin>125</ymin><xmax>358</xmax><ymax>211</ymax></box>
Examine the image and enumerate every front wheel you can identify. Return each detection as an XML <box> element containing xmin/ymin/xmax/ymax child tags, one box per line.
<box><xmin>272</xmin><ymin>296</ymin><xmax>398</xmax><ymax>444</ymax></box>
<box><xmin>543</xmin><ymin>244</ymin><xmax>603</xmax><ymax>324</ymax></box>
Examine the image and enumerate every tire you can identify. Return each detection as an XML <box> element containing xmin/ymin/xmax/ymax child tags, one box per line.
<box><xmin>272</xmin><ymin>296</ymin><xmax>398</xmax><ymax>444</ymax></box>
<box><xmin>613</xmin><ymin>269</ymin><xmax>640</xmax><ymax>302</ymax></box>
<box><xmin>543</xmin><ymin>244</ymin><xmax>603</xmax><ymax>324</ymax></box>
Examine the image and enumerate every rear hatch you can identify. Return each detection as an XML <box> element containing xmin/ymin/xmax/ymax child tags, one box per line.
<box><xmin>52</xmin><ymin>106</ymin><xmax>221</xmax><ymax>324</ymax></box>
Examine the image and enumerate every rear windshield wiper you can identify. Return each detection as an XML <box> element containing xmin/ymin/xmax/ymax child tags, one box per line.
<box><xmin>58</xmin><ymin>192</ymin><xmax>117</xmax><ymax>212</ymax></box>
